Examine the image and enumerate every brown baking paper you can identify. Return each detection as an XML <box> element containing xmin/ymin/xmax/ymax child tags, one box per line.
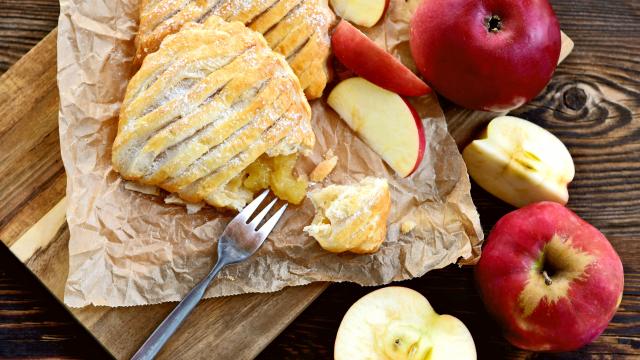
<box><xmin>57</xmin><ymin>0</ymin><xmax>483</xmax><ymax>307</ymax></box>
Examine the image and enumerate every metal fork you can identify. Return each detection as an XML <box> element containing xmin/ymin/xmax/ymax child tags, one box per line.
<box><xmin>131</xmin><ymin>190</ymin><xmax>287</xmax><ymax>360</ymax></box>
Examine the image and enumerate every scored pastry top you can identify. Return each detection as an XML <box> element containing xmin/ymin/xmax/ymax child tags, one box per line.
<box><xmin>113</xmin><ymin>16</ymin><xmax>314</xmax><ymax>210</ymax></box>
<box><xmin>135</xmin><ymin>0</ymin><xmax>335</xmax><ymax>99</ymax></box>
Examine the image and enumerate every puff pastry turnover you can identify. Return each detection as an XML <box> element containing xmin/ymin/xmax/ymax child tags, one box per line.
<box><xmin>135</xmin><ymin>0</ymin><xmax>335</xmax><ymax>99</ymax></box>
<box><xmin>304</xmin><ymin>177</ymin><xmax>391</xmax><ymax>254</ymax></box>
<box><xmin>113</xmin><ymin>16</ymin><xmax>314</xmax><ymax>210</ymax></box>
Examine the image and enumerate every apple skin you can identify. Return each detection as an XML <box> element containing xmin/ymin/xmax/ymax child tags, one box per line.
<box><xmin>476</xmin><ymin>202</ymin><xmax>624</xmax><ymax>351</ymax></box>
<box><xmin>409</xmin><ymin>0</ymin><xmax>561</xmax><ymax>111</ymax></box>
<box><xmin>332</xmin><ymin>20</ymin><xmax>432</xmax><ymax>97</ymax></box>
<box><xmin>403</xmin><ymin>98</ymin><xmax>426</xmax><ymax>176</ymax></box>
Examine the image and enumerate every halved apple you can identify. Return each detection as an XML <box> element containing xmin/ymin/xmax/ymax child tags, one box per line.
<box><xmin>463</xmin><ymin>116</ymin><xmax>575</xmax><ymax>208</ymax></box>
<box><xmin>327</xmin><ymin>77</ymin><xmax>425</xmax><ymax>177</ymax></box>
<box><xmin>330</xmin><ymin>0</ymin><xmax>389</xmax><ymax>28</ymax></box>
<box><xmin>335</xmin><ymin>287</ymin><xmax>477</xmax><ymax>360</ymax></box>
<box><xmin>332</xmin><ymin>20</ymin><xmax>431</xmax><ymax>97</ymax></box>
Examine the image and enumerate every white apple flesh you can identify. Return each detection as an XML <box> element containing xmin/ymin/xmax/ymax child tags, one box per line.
<box><xmin>463</xmin><ymin>116</ymin><xmax>574</xmax><ymax>208</ymax></box>
<box><xmin>334</xmin><ymin>287</ymin><xmax>477</xmax><ymax>360</ymax></box>
<box><xmin>330</xmin><ymin>0</ymin><xmax>389</xmax><ymax>28</ymax></box>
<box><xmin>327</xmin><ymin>77</ymin><xmax>425</xmax><ymax>177</ymax></box>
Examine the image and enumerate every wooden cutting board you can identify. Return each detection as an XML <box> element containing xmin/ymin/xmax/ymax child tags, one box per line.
<box><xmin>0</xmin><ymin>29</ymin><xmax>572</xmax><ymax>359</ymax></box>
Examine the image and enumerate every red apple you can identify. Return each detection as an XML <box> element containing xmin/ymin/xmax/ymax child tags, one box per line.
<box><xmin>410</xmin><ymin>0</ymin><xmax>561</xmax><ymax>111</ymax></box>
<box><xmin>332</xmin><ymin>20</ymin><xmax>432</xmax><ymax>97</ymax></box>
<box><xmin>476</xmin><ymin>202</ymin><xmax>624</xmax><ymax>351</ymax></box>
<box><xmin>327</xmin><ymin>77</ymin><xmax>425</xmax><ymax>177</ymax></box>
<box><xmin>330</xmin><ymin>0</ymin><xmax>390</xmax><ymax>27</ymax></box>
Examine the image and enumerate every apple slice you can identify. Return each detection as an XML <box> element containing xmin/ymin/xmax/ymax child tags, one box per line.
<box><xmin>332</xmin><ymin>20</ymin><xmax>431</xmax><ymax>97</ymax></box>
<box><xmin>330</xmin><ymin>0</ymin><xmax>389</xmax><ymax>28</ymax></box>
<box><xmin>335</xmin><ymin>287</ymin><xmax>477</xmax><ymax>360</ymax></box>
<box><xmin>463</xmin><ymin>116</ymin><xmax>575</xmax><ymax>208</ymax></box>
<box><xmin>327</xmin><ymin>77</ymin><xmax>425</xmax><ymax>177</ymax></box>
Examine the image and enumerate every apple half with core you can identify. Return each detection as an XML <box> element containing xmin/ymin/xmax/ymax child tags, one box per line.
<box><xmin>463</xmin><ymin>116</ymin><xmax>574</xmax><ymax>208</ymax></box>
<box><xmin>330</xmin><ymin>0</ymin><xmax>389</xmax><ymax>28</ymax></box>
<box><xmin>476</xmin><ymin>202</ymin><xmax>624</xmax><ymax>351</ymax></box>
<box><xmin>327</xmin><ymin>77</ymin><xmax>425</xmax><ymax>177</ymax></box>
<box><xmin>335</xmin><ymin>287</ymin><xmax>477</xmax><ymax>360</ymax></box>
<box><xmin>332</xmin><ymin>20</ymin><xmax>431</xmax><ymax>97</ymax></box>
<box><xmin>410</xmin><ymin>0</ymin><xmax>561</xmax><ymax>111</ymax></box>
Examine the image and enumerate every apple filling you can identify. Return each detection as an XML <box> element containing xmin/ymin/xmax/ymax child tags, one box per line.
<box><xmin>243</xmin><ymin>154</ymin><xmax>308</xmax><ymax>205</ymax></box>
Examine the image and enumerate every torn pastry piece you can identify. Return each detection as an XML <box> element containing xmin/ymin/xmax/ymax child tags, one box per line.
<box><xmin>135</xmin><ymin>0</ymin><xmax>335</xmax><ymax>99</ymax></box>
<box><xmin>112</xmin><ymin>17</ymin><xmax>314</xmax><ymax>211</ymax></box>
<box><xmin>304</xmin><ymin>177</ymin><xmax>391</xmax><ymax>254</ymax></box>
<box><xmin>310</xmin><ymin>149</ymin><xmax>338</xmax><ymax>182</ymax></box>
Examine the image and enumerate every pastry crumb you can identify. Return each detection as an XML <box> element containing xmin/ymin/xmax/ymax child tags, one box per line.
<box><xmin>401</xmin><ymin>221</ymin><xmax>417</xmax><ymax>234</ymax></box>
<box><xmin>310</xmin><ymin>154</ymin><xmax>338</xmax><ymax>182</ymax></box>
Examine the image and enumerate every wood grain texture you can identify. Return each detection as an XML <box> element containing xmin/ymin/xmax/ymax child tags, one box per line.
<box><xmin>0</xmin><ymin>0</ymin><xmax>59</xmax><ymax>74</ymax></box>
<box><xmin>0</xmin><ymin>0</ymin><xmax>638</xmax><ymax>359</ymax></box>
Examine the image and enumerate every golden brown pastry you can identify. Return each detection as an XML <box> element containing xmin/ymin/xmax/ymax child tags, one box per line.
<box><xmin>135</xmin><ymin>0</ymin><xmax>335</xmax><ymax>99</ymax></box>
<box><xmin>112</xmin><ymin>16</ymin><xmax>314</xmax><ymax>210</ymax></box>
<box><xmin>309</xmin><ymin>150</ymin><xmax>338</xmax><ymax>182</ymax></box>
<box><xmin>304</xmin><ymin>177</ymin><xmax>391</xmax><ymax>254</ymax></box>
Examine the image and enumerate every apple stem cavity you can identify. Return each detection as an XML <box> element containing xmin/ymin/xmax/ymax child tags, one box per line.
<box><xmin>542</xmin><ymin>270</ymin><xmax>553</xmax><ymax>286</ymax></box>
<box><xmin>486</xmin><ymin>15</ymin><xmax>503</xmax><ymax>33</ymax></box>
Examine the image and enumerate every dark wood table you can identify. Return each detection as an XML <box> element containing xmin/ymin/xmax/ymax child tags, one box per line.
<box><xmin>0</xmin><ymin>0</ymin><xmax>638</xmax><ymax>358</ymax></box>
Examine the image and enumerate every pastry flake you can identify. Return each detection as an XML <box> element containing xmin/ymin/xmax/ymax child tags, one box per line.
<box><xmin>135</xmin><ymin>0</ymin><xmax>335</xmax><ymax>99</ymax></box>
<box><xmin>113</xmin><ymin>17</ymin><xmax>314</xmax><ymax>210</ymax></box>
<box><xmin>304</xmin><ymin>177</ymin><xmax>391</xmax><ymax>254</ymax></box>
<box><xmin>309</xmin><ymin>153</ymin><xmax>338</xmax><ymax>182</ymax></box>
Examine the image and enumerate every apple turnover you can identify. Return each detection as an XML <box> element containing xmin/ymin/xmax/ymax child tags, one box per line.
<box><xmin>304</xmin><ymin>177</ymin><xmax>391</xmax><ymax>254</ymax></box>
<box><xmin>135</xmin><ymin>0</ymin><xmax>335</xmax><ymax>99</ymax></box>
<box><xmin>112</xmin><ymin>16</ymin><xmax>314</xmax><ymax>210</ymax></box>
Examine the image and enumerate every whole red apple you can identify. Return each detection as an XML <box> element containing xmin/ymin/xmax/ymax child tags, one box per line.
<box><xmin>409</xmin><ymin>0</ymin><xmax>561</xmax><ymax>111</ymax></box>
<box><xmin>476</xmin><ymin>202</ymin><xmax>624</xmax><ymax>351</ymax></box>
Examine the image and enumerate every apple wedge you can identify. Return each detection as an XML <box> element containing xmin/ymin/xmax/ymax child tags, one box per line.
<box><xmin>330</xmin><ymin>0</ymin><xmax>389</xmax><ymax>28</ymax></box>
<box><xmin>332</xmin><ymin>20</ymin><xmax>431</xmax><ymax>97</ymax></box>
<box><xmin>327</xmin><ymin>77</ymin><xmax>425</xmax><ymax>177</ymax></box>
<box><xmin>335</xmin><ymin>287</ymin><xmax>477</xmax><ymax>360</ymax></box>
<box><xmin>463</xmin><ymin>116</ymin><xmax>575</xmax><ymax>208</ymax></box>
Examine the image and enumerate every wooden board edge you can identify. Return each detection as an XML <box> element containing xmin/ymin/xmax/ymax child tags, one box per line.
<box><xmin>9</xmin><ymin>197</ymin><xmax>67</xmax><ymax>262</ymax></box>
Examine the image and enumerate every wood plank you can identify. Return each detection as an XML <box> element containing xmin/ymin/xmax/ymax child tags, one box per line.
<box><xmin>0</xmin><ymin>30</ymin><xmax>62</xmax><ymax>235</ymax></box>
<box><xmin>0</xmin><ymin>0</ymin><xmax>59</xmax><ymax>74</ymax></box>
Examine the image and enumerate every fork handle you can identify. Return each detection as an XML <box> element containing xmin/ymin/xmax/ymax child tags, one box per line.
<box><xmin>131</xmin><ymin>260</ymin><xmax>227</xmax><ymax>360</ymax></box>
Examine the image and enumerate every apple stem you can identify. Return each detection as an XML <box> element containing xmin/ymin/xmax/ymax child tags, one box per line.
<box><xmin>542</xmin><ymin>270</ymin><xmax>553</xmax><ymax>286</ymax></box>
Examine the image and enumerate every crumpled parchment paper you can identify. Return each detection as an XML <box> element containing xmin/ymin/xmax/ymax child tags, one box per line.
<box><xmin>57</xmin><ymin>0</ymin><xmax>483</xmax><ymax>307</ymax></box>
